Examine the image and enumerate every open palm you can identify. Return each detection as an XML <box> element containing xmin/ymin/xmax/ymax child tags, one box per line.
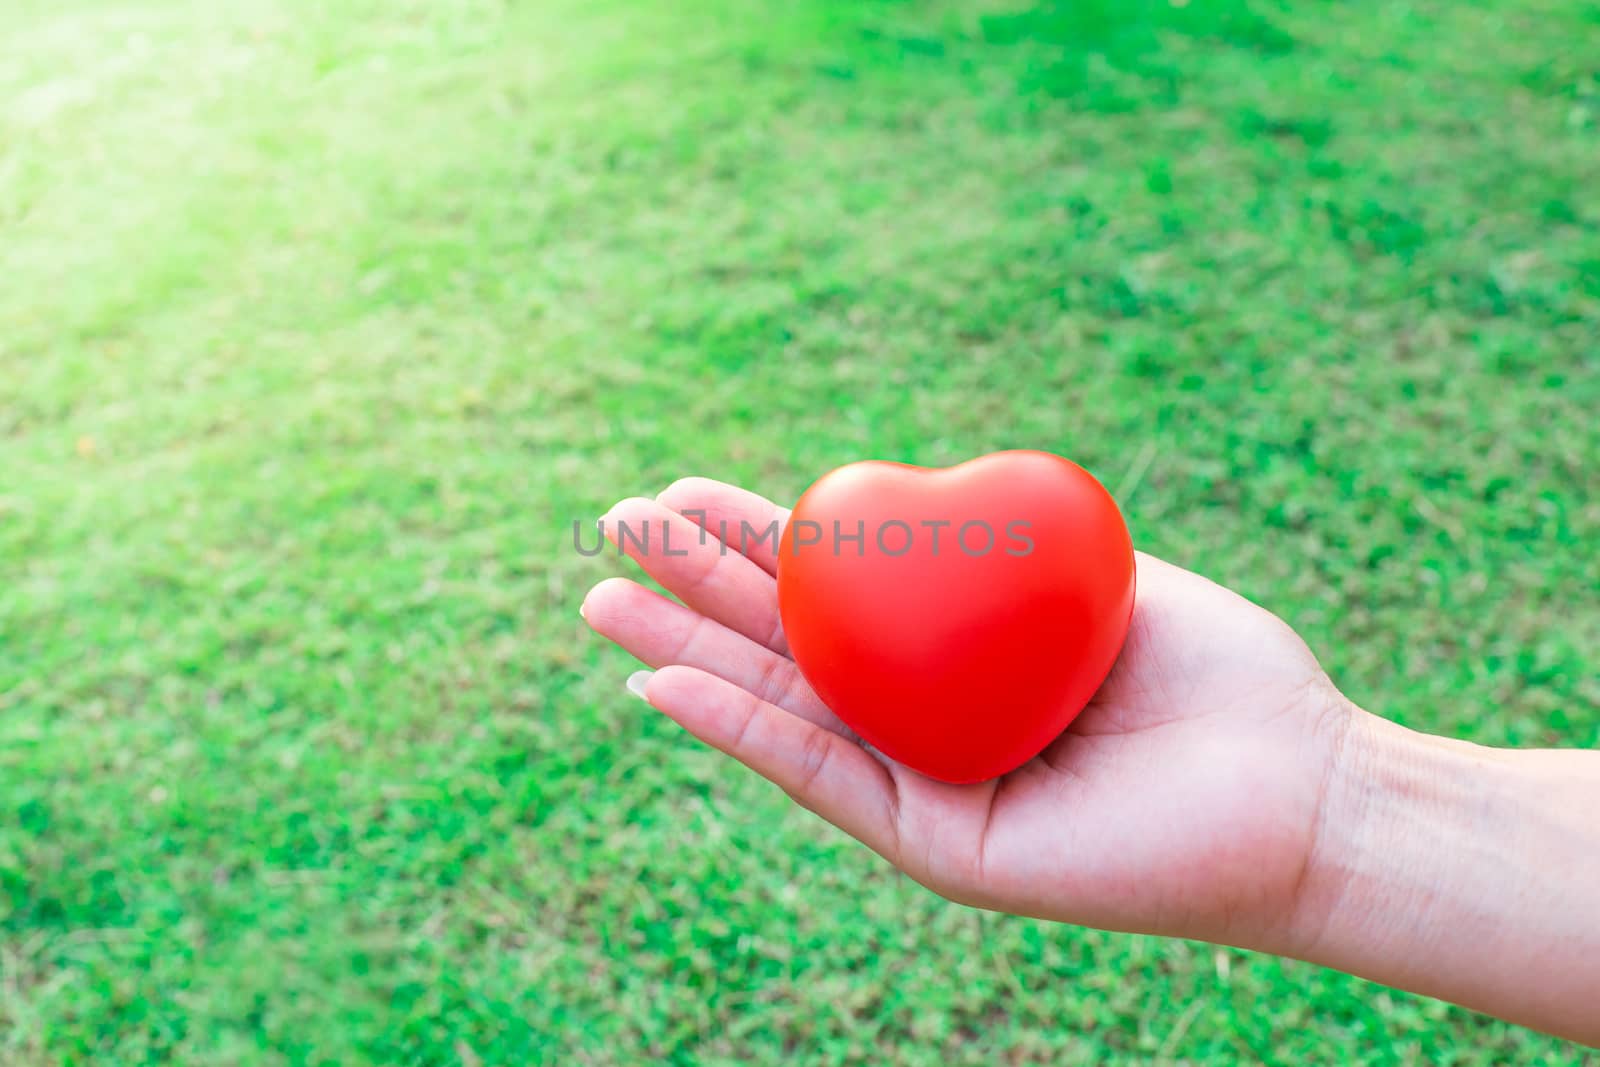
<box><xmin>582</xmin><ymin>478</ymin><xmax>1353</xmax><ymax>951</ymax></box>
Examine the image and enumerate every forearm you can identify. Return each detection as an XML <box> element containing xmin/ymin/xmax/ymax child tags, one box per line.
<box><xmin>1285</xmin><ymin>708</ymin><xmax>1600</xmax><ymax>1045</ymax></box>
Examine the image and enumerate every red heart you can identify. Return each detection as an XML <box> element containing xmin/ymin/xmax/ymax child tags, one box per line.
<box><xmin>776</xmin><ymin>451</ymin><xmax>1135</xmax><ymax>783</ymax></box>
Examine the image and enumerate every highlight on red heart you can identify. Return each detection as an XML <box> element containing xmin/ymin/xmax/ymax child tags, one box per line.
<box><xmin>776</xmin><ymin>450</ymin><xmax>1136</xmax><ymax>785</ymax></box>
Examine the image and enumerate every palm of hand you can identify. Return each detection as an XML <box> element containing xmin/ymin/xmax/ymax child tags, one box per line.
<box><xmin>583</xmin><ymin>478</ymin><xmax>1347</xmax><ymax>948</ymax></box>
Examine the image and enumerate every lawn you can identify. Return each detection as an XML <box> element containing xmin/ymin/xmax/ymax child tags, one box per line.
<box><xmin>1</xmin><ymin>0</ymin><xmax>1597</xmax><ymax>1062</ymax></box>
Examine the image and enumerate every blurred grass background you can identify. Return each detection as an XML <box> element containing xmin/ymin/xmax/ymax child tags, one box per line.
<box><xmin>2</xmin><ymin>0</ymin><xmax>1597</xmax><ymax>1062</ymax></box>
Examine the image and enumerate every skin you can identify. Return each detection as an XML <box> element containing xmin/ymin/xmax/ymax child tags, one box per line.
<box><xmin>581</xmin><ymin>477</ymin><xmax>1600</xmax><ymax>1047</ymax></box>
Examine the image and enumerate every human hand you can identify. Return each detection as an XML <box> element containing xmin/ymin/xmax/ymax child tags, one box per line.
<box><xmin>581</xmin><ymin>477</ymin><xmax>1357</xmax><ymax>955</ymax></box>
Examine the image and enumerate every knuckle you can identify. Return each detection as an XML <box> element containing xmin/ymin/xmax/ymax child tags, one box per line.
<box><xmin>789</xmin><ymin>729</ymin><xmax>833</xmax><ymax>805</ymax></box>
<box><xmin>750</xmin><ymin>653</ymin><xmax>794</xmax><ymax>709</ymax></box>
<box><xmin>677</xmin><ymin>546</ymin><xmax>722</xmax><ymax>598</ymax></box>
<box><xmin>670</xmin><ymin>613</ymin><xmax>713</xmax><ymax>664</ymax></box>
<box><xmin>725</xmin><ymin>698</ymin><xmax>761</xmax><ymax>755</ymax></box>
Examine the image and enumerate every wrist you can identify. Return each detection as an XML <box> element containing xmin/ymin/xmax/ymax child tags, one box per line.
<box><xmin>1282</xmin><ymin>705</ymin><xmax>1600</xmax><ymax>1044</ymax></box>
<box><xmin>1283</xmin><ymin>709</ymin><xmax>1494</xmax><ymax>962</ymax></box>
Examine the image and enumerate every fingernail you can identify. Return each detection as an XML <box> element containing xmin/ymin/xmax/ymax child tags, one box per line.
<box><xmin>578</xmin><ymin>601</ymin><xmax>587</xmax><ymax>620</ymax></box>
<box><xmin>626</xmin><ymin>670</ymin><xmax>654</xmax><ymax>701</ymax></box>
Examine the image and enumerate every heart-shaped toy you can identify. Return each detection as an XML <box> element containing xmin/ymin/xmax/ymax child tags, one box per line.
<box><xmin>776</xmin><ymin>451</ymin><xmax>1135</xmax><ymax>783</ymax></box>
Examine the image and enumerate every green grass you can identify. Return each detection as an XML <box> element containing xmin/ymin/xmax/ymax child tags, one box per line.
<box><xmin>2</xmin><ymin>0</ymin><xmax>1597</xmax><ymax>1062</ymax></box>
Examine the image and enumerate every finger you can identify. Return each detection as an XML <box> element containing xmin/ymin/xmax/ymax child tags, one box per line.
<box><xmin>637</xmin><ymin>665</ymin><xmax>901</xmax><ymax>863</ymax></box>
<box><xmin>600</xmin><ymin>496</ymin><xmax>788</xmax><ymax>654</ymax></box>
<box><xmin>655</xmin><ymin>477</ymin><xmax>791</xmax><ymax>578</ymax></box>
<box><xmin>582</xmin><ymin>577</ymin><xmax>852</xmax><ymax>737</ymax></box>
